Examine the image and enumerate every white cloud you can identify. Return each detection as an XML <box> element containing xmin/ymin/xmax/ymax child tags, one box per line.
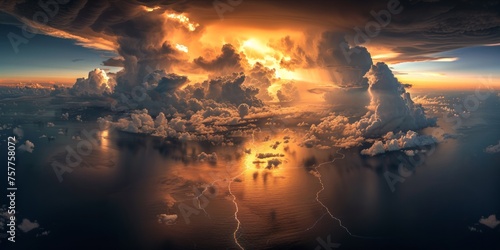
<box><xmin>197</xmin><ymin>152</ymin><xmax>218</xmax><ymax>163</ymax></box>
<box><xmin>18</xmin><ymin>140</ymin><xmax>35</xmax><ymax>153</ymax></box>
<box><xmin>485</xmin><ymin>141</ymin><xmax>500</xmax><ymax>154</ymax></box>
<box><xmin>361</xmin><ymin>131</ymin><xmax>438</xmax><ymax>156</ymax></box>
<box><xmin>18</xmin><ymin>219</ymin><xmax>39</xmax><ymax>233</ymax></box>
<box><xmin>157</xmin><ymin>214</ymin><xmax>178</xmax><ymax>225</ymax></box>
<box><xmin>302</xmin><ymin>63</ymin><xmax>436</xmax><ymax>150</ymax></box>
<box><xmin>479</xmin><ymin>214</ymin><xmax>500</xmax><ymax>229</ymax></box>
<box><xmin>360</xmin><ymin>63</ymin><xmax>436</xmax><ymax>137</ymax></box>
<box><xmin>70</xmin><ymin>68</ymin><xmax>115</xmax><ymax>96</ymax></box>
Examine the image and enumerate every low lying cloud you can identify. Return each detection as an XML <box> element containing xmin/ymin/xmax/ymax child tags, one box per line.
<box><xmin>18</xmin><ymin>140</ymin><xmax>35</xmax><ymax>153</ymax></box>
<box><xmin>277</xmin><ymin>82</ymin><xmax>300</xmax><ymax>103</ymax></box>
<box><xmin>70</xmin><ymin>69</ymin><xmax>115</xmax><ymax>97</ymax></box>
<box><xmin>157</xmin><ymin>214</ymin><xmax>178</xmax><ymax>225</ymax></box>
<box><xmin>197</xmin><ymin>152</ymin><xmax>218</xmax><ymax>163</ymax></box>
<box><xmin>485</xmin><ymin>141</ymin><xmax>500</xmax><ymax>154</ymax></box>
<box><xmin>18</xmin><ymin>219</ymin><xmax>39</xmax><ymax>233</ymax></box>
<box><xmin>479</xmin><ymin>214</ymin><xmax>500</xmax><ymax>229</ymax></box>
<box><xmin>361</xmin><ymin>131</ymin><xmax>438</xmax><ymax>156</ymax></box>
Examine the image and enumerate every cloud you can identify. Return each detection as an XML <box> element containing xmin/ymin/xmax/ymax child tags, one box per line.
<box><xmin>102</xmin><ymin>57</ymin><xmax>125</xmax><ymax>67</ymax></box>
<box><xmin>70</xmin><ymin>69</ymin><xmax>115</xmax><ymax>96</ymax></box>
<box><xmin>272</xmin><ymin>36</ymin><xmax>315</xmax><ymax>70</ymax></box>
<box><xmin>205</xmin><ymin>73</ymin><xmax>263</xmax><ymax>107</ymax></box>
<box><xmin>154</xmin><ymin>73</ymin><xmax>189</xmax><ymax>93</ymax></box>
<box><xmin>361</xmin><ymin>130</ymin><xmax>438</xmax><ymax>156</ymax></box>
<box><xmin>3</xmin><ymin>0</ymin><xmax>500</xmax><ymax>70</ymax></box>
<box><xmin>157</xmin><ymin>214</ymin><xmax>178</xmax><ymax>225</ymax></box>
<box><xmin>18</xmin><ymin>219</ymin><xmax>39</xmax><ymax>233</ymax></box>
<box><xmin>303</xmin><ymin>62</ymin><xmax>436</xmax><ymax>150</ymax></box>
<box><xmin>245</xmin><ymin>62</ymin><xmax>278</xmax><ymax>101</ymax></box>
<box><xmin>197</xmin><ymin>152</ymin><xmax>218</xmax><ymax>163</ymax></box>
<box><xmin>18</xmin><ymin>140</ymin><xmax>35</xmax><ymax>153</ymax></box>
<box><xmin>13</xmin><ymin>127</ymin><xmax>23</xmax><ymax>138</ymax></box>
<box><xmin>277</xmin><ymin>82</ymin><xmax>300</xmax><ymax>102</ymax></box>
<box><xmin>266</xmin><ymin>158</ymin><xmax>282</xmax><ymax>169</ymax></box>
<box><xmin>479</xmin><ymin>214</ymin><xmax>500</xmax><ymax>229</ymax></box>
<box><xmin>302</xmin><ymin>114</ymin><xmax>365</xmax><ymax>149</ymax></box>
<box><xmin>372</xmin><ymin>0</ymin><xmax>500</xmax><ymax>63</ymax></box>
<box><xmin>323</xmin><ymin>87</ymin><xmax>370</xmax><ymax>112</ymax></box>
<box><xmin>360</xmin><ymin>62</ymin><xmax>436</xmax><ymax>137</ymax></box>
<box><xmin>485</xmin><ymin>141</ymin><xmax>500</xmax><ymax>154</ymax></box>
<box><xmin>193</xmin><ymin>44</ymin><xmax>245</xmax><ymax>74</ymax></box>
<box><xmin>238</xmin><ymin>103</ymin><xmax>250</xmax><ymax>118</ymax></box>
<box><xmin>317</xmin><ymin>32</ymin><xmax>373</xmax><ymax>88</ymax></box>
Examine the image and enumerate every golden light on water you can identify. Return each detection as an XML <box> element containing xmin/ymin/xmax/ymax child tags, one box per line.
<box><xmin>100</xmin><ymin>130</ymin><xmax>110</xmax><ymax>150</ymax></box>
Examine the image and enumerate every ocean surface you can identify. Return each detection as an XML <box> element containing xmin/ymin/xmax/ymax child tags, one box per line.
<box><xmin>0</xmin><ymin>89</ymin><xmax>499</xmax><ymax>249</ymax></box>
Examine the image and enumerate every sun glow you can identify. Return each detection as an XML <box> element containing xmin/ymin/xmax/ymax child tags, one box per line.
<box><xmin>175</xmin><ymin>43</ymin><xmax>189</xmax><ymax>53</ymax></box>
<box><xmin>240</xmin><ymin>38</ymin><xmax>302</xmax><ymax>80</ymax></box>
<box><xmin>165</xmin><ymin>13</ymin><xmax>199</xmax><ymax>31</ymax></box>
<box><xmin>143</xmin><ymin>6</ymin><xmax>160</xmax><ymax>12</ymax></box>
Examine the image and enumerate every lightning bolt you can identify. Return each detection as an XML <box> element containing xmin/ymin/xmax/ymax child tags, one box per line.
<box><xmin>228</xmin><ymin>129</ymin><xmax>257</xmax><ymax>250</ymax></box>
<box><xmin>307</xmin><ymin>149</ymin><xmax>383</xmax><ymax>240</ymax></box>
<box><xmin>193</xmin><ymin>184</ymin><xmax>212</xmax><ymax>219</ymax></box>
<box><xmin>228</xmin><ymin>173</ymin><xmax>245</xmax><ymax>250</ymax></box>
<box><xmin>307</xmin><ymin>149</ymin><xmax>356</xmax><ymax>233</ymax></box>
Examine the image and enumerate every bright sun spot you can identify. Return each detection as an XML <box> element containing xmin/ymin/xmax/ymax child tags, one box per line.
<box><xmin>175</xmin><ymin>44</ymin><xmax>189</xmax><ymax>53</ymax></box>
<box><xmin>166</xmin><ymin>13</ymin><xmax>199</xmax><ymax>31</ymax></box>
<box><xmin>142</xmin><ymin>6</ymin><xmax>161</xmax><ymax>12</ymax></box>
<box><xmin>240</xmin><ymin>38</ymin><xmax>302</xmax><ymax>81</ymax></box>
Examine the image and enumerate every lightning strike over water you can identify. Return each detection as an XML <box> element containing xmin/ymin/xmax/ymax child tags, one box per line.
<box><xmin>307</xmin><ymin>149</ymin><xmax>354</xmax><ymax>233</ymax></box>
<box><xmin>228</xmin><ymin>130</ymin><xmax>257</xmax><ymax>250</ymax></box>
<box><xmin>228</xmin><ymin>173</ymin><xmax>245</xmax><ymax>250</ymax></box>
<box><xmin>308</xmin><ymin>149</ymin><xmax>386</xmax><ymax>240</ymax></box>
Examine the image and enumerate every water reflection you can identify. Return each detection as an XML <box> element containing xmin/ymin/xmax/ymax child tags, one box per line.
<box><xmin>31</xmin><ymin>116</ymin><xmax>499</xmax><ymax>249</ymax></box>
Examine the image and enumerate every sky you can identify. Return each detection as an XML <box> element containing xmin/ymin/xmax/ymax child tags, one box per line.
<box><xmin>0</xmin><ymin>0</ymin><xmax>499</xmax><ymax>88</ymax></box>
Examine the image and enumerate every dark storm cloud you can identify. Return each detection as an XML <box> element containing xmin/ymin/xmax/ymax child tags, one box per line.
<box><xmin>206</xmin><ymin>72</ymin><xmax>262</xmax><ymax>107</ymax></box>
<box><xmin>351</xmin><ymin>0</ymin><xmax>500</xmax><ymax>62</ymax></box>
<box><xmin>102</xmin><ymin>57</ymin><xmax>125</xmax><ymax>67</ymax></box>
<box><xmin>246</xmin><ymin>62</ymin><xmax>277</xmax><ymax>101</ymax></box>
<box><xmin>0</xmin><ymin>0</ymin><xmax>189</xmax><ymax>90</ymax></box>
<box><xmin>193</xmin><ymin>44</ymin><xmax>245</xmax><ymax>73</ymax></box>
<box><xmin>1</xmin><ymin>0</ymin><xmax>499</xmax><ymax>72</ymax></box>
<box><xmin>317</xmin><ymin>32</ymin><xmax>373</xmax><ymax>88</ymax></box>
<box><xmin>155</xmin><ymin>73</ymin><xmax>189</xmax><ymax>93</ymax></box>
